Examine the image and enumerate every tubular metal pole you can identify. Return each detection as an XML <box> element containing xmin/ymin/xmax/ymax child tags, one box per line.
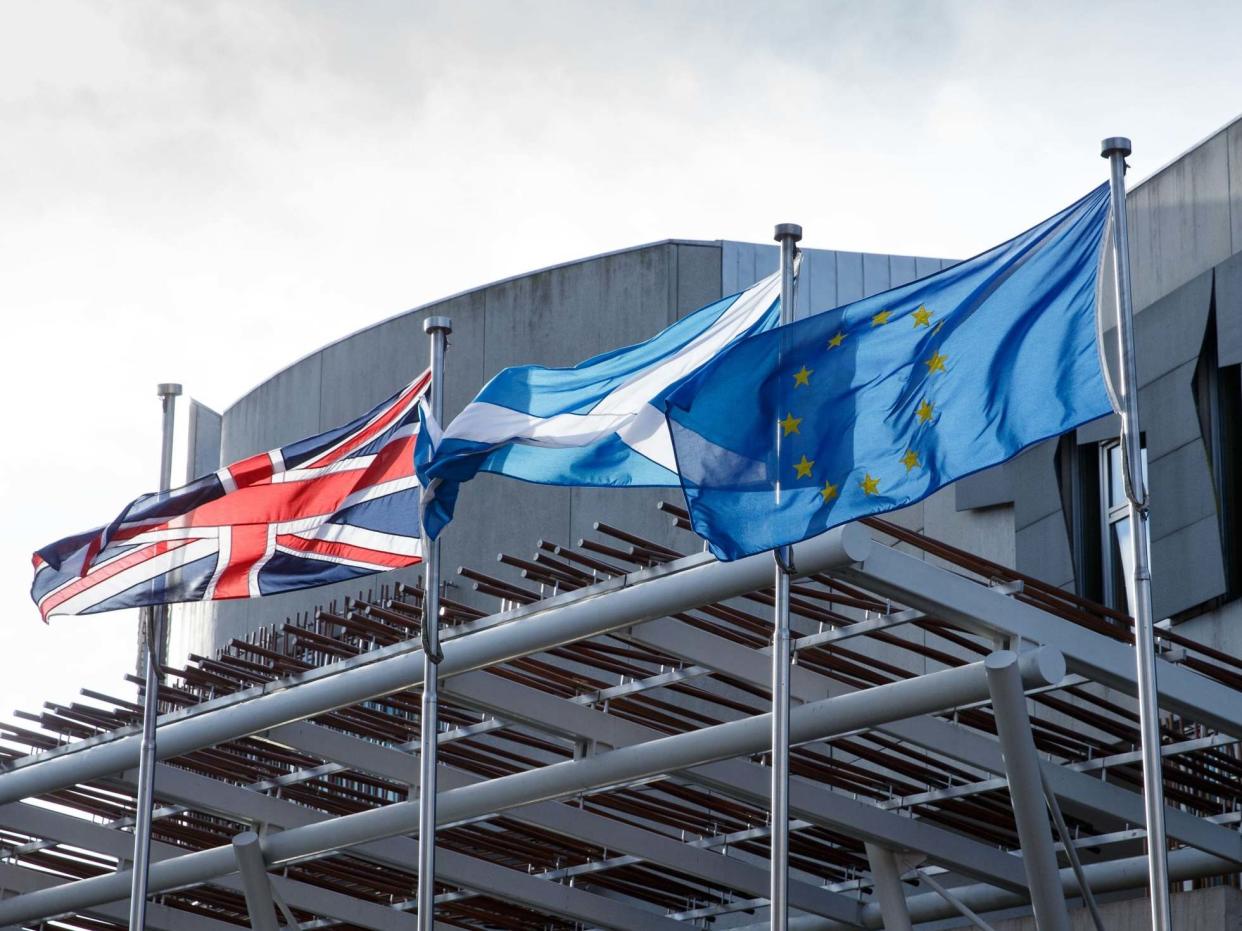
<box><xmin>985</xmin><ymin>652</ymin><xmax>1071</xmax><ymax>931</ymax></box>
<box><xmin>128</xmin><ymin>382</ymin><xmax>180</xmax><ymax>931</ymax></box>
<box><xmin>417</xmin><ymin>316</ymin><xmax>451</xmax><ymax>931</ymax></box>
<box><xmin>770</xmin><ymin>221</ymin><xmax>801</xmax><ymax>931</ymax></box>
<box><xmin>1101</xmin><ymin>135</ymin><xmax>1172</xmax><ymax>931</ymax></box>
<box><xmin>231</xmin><ymin>832</ymin><xmax>280</xmax><ymax>931</ymax></box>
<box><xmin>1041</xmin><ymin>770</ymin><xmax>1108</xmax><ymax>931</ymax></box>
<box><xmin>863</xmin><ymin>843</ymin><xmax>914</xmax><ymax>931</ymax></box>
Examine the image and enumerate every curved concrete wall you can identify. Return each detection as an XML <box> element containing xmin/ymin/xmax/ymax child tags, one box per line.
<box><xmin>170</xmin><ymin>237</ymin><xmax>989</xmax><ymax>662</ymax></box>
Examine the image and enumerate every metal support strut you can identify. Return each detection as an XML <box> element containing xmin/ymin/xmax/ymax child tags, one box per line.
<box><xmin>863</xmin><ymin>843</ymin><xmax>914</xmax><ymax>931</ymax></box>
<box><xmin>1101</xmin><ymin>134</ymin><xmax>1171</xmax><ymax>931</ymax></box>
<box><xmin>986</xmin><ymin>650</ymin><xmax>1071</xmax><ymax>931</ymax></box>
<box><xmin>128</xmin><ymin>382</ymin><xmax>180</xmax><ymax>931</ymax></box>
<box><xmin>231</xmin><ymin>832</ymin><xmax>280</xmax><ymax>931</ymax></box>
<box><xmin>770</xmin><ymin>221</ymin><xmax>801</xmax><ymax>931</ymax></box>
<box><xmin>417</xmin><ymin>315</ymin><xmax>451</xmax><ymax>931</ymax></box>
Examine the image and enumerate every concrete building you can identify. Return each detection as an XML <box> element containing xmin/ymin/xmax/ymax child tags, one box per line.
<box><xmin>177</xmin><ymin>114</ymin><xmax>1242</xmax><ymax>670</ymax></box>
<box><xmin>170</xmin><ymin>239</ymin><xmax>984</xmax><ymax>663</ymax></box>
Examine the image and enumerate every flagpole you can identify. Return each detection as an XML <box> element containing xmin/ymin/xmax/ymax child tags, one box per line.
<box><xmin>1101</xmin><ymin>136</ymin><xmax>1172</xmax><ymax>931</ymax></box>
<box><xmin>771</xmin><ymin>222</ymin><xmax>801</xmax><ymax>931</ymax></box>
<box><xmin>128</xmin><ymin>382</ymin><xmax>180</xmax><ymax>931</ymax></box>
<box><xmin>417</xmin><ymin>315</ymin><xmax>451</xmax><ymax>931</ymax></box>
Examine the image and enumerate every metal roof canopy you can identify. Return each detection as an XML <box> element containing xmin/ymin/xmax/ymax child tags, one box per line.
<box><xmin>0</xmin><ymin>507</ymin><xmax>1240</xmax><ymax>930</ymax></box>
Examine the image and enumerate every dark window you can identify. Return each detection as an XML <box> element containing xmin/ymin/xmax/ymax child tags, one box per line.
<box><xmin>1059</xmin><ymin>434</ymin><xmax>1147</xmax><ymax>613</ymax></box>
<box><xmin>1058</xmin><ymin>436</ymin><xmax>1101</xmax><ymax>603</ymax></box>
<box><xmin>1192</xmin><ymin>298</ymin><xmax>1242</xmax><ymax>601</ymax></box>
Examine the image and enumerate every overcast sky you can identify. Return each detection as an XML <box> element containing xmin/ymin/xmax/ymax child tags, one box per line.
<box><xmin>3</xmin><ymin>0</ymin><xmax>1241</xmax><ymax>727</ymax></box>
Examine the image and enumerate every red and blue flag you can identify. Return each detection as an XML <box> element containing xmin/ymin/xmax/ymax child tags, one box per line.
<box><xmin>32</xmin><ymin>371</ymin><xmax>430</xmax><ymax>620</ymax></box>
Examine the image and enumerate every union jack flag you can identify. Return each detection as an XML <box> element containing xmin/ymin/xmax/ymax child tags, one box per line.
<box><xmin>32</xmin><ymin>371</ymin><xmax>431</xmax><ymax>620</ymax></box>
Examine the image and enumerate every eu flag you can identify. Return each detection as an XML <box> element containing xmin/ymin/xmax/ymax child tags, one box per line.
<box><xmin>663</xmin><ymin>185</ymin><xmax>1114</xmax><ymax>561</ymax></box>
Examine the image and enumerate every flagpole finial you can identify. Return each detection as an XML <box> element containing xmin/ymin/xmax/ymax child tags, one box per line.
<box><xmin>156</xmin><ymin>383</ymin><xmax>182</xmax><ymax>398</ymax></box>
<box><xmin>774</xmin><ymin>223</ymin><xmax>802</xmax><ymax>243</ymax></box>
<box><xmin>424</xmin><ymin>315</ymin><xmax>453</xmax><ymax>335</ymax></box>
<box><xmin>1101</xmin><ymin>137</ymin><xmax>1132</xmax><ymax>159</ymax></box>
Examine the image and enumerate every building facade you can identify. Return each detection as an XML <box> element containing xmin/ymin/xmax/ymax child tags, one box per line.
<box><xmin>176</xmin><ymin>116</ymin><xmax>1242</xmax><ymax>675</ymax></box>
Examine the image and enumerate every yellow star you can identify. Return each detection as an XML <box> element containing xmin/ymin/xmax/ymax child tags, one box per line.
<box><xmin>900</xmin><ymin>449</ymin><xmax>921</xmax><ymax>472</ymax></box>
<box><xmin>871</xmin><ymin>310</ymin><xmax>892</xmax><ymax>327</ymax></box>
<box><xmin>794</xmin><ymin>454</ymin><xmax>814</xmax><ymax>479</ymax></box>
<box><xmin>925</xmin><ymin>351</ymin><xmax>948</xmax><ymax>375</ymax></box>
<box><xmin>828</xmin><ymin>330</ymin><xmax>846</xmax><ymax>349</ymax></box>
<box><xmin>916</xmin><ymin>399</ymin><xmax>935</xmax><ymax>423</ymax></box>
<box><xmin>860</xmin><ymin>473</ymin><xmax>881</xmax><ymax>496</ymax></box>
<box><xmin>819</xmin><ymin>479</ymin><xmax>838</xmax><ymax>503</ymax></box>
<box><xmin>792</xmin><ymin>366</ymin><xmax>812</xmax><ymax>388</ymax></box>
<box><xmin>779</xmin><ymin>412</ymin><xmax>802</xmax><ymax>436</ymax></box>
<box><xmin>912</xmin><ymin>305</ymin><xmax>933</xmax><ymax>327</ymax></box>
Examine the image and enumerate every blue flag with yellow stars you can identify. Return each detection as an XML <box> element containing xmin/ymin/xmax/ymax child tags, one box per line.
<box><xmin>663</xmin><ymin>184</ymin><xmax>1114</xmax><ymax>561</ymax></box>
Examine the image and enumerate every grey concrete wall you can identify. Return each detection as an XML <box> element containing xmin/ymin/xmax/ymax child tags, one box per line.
<box><xmin>175</xmin><ymin>235</ymin><xmax>971</xmax><ymax>660</ymax></box>
<box><xmin>185</xmin><ymin>400</ymin><xmax>221</xmax><ymax>484</ymax></box>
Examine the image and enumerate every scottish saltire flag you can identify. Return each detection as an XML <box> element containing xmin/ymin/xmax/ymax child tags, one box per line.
<box><xmin>31</xmin><ymin>371</ymin><xmax>432</xmax><ymax>619</ymax></box>
<box><xmin>664</xmin><ymin>185</ymin><xmax>1114</xmax><ymax>561</ymax></box>
<box><xmin>417</xmin><ymin>272</ymin><xmax>782</xmax><ymax>538</ymax></box>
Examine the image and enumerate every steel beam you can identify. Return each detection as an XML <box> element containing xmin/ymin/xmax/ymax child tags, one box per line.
<box><xmin>0</xmin><ymin>862</ymin><xmax>236</xmax><ymax>931</ymax></box>
<box><xmin>0</xmin><ymin>525</ymin><xmax>871</xmax><ymax>808</ymax></box>
<box><xmin>630</xmin><ymin>612</ymin><xmax>1242</xmax><ymax>864</ymax></box>
<box><xmin>440</xmin><ymin>651</ymin><xmax>1034</xmax><ymax>892</ymax></box>
<box><xmin>0</xmin><ymin>776</ymin><xmax>666</xmax><ymax>931</ymax></box>
<box><xmin>836</xmin><ymin>541</ymin><xmax>1242</xmax><ymax>737</ymax></box>
<box><xmin>232</xmin><ymin>831</ymin><xmax>281</xmax><ymax>931</ymax></box>
<box><xmin>863</xmin><ymin>843</ymin><xmax>913</xmax><ymax>931</ymax></box>
<box><xmin>0</xmin><ymin>802</ymin><xmax>423</xmax><ymax>931</ymax></box>
<box><xmin>0</xmin><ymin>649</ymin><xmax>1059</xmax><ymax>927</ymax></box>
<box><xmin>733</xmin><ymin>844</ymin><xmax>1241</xmax><ymax>931</ymax></box>
<box><xmin>262</xmin><ymin>709</ymin><xmax>863</xmax><ymax>924</ymax></box>
<box><xmin>985</xmin><ymin>652</ymin><xmax>1070</xmax><ymax>931</ymax></box>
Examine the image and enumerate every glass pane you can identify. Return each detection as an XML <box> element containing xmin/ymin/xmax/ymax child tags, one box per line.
<box><xmin>1108</xmin><ymin>444</ymin><xmax>1125</xmax><ymax>509</ymax></box>
<box><xmin>1112</xmin><ymin>517</ymin><xmax>1136</xmax><ymax>614</ymax></box>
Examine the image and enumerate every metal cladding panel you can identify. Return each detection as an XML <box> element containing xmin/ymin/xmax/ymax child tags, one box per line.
<box><xmin>954</xmin><ymin>463</ymin><xmax>1013</xmax><ymax>512</ymax></box>
<box><xmin>1015</xmin><ymin>510</ymin><xmax>1075</xmax><ymax>592</ymax></box>
<box><xmin>568</xmin><ymin>244</ymin><xmax>723</xmax><ymax>558</ymax></box>
<box><xmin>185</xmin><ymin>400</ymin><xmax>222</xmax><ymax>483</ymax></box>
<box><xmin>1140</xmin><ymin>361</ymin><xmax>1202</xmax><ymax>461</ymax></box>
<box><xmin>834</xmin><ymin>251</ymin><xmax>864</xmax><ymax>304</ymax></box>
<box><xmin>1148</xmin><ymin>439</ymin><xmax>1220</xmax><ymax>542</ymax></box>
<box><xmin>719</xmin><ymin>241</ymin><xmax>778</xmax><ymax>299</ymax></box>
<box><xmin>719</xmin><ymin>241</ymin><xmax>953</xmax><ymax>319</ymax></box>
<box><xmin>1152</xmin><ymin>515</ymin><xmax>1228</xmax><ymax>621</ymax></box>
<box><xmin>1076</xmin><ymin>412</ymin><xmax>1121</xmax><ymax>446</ymax></box>
<box><xmin>1010</xmin><ymin>438</ymin><xmax>1063</xmax><ymax>532</ymax></box>
<box><xmin>1231</xmin><ymin>120</ymin><xmax>1242</xmax><ymax>253</ymax></box>
<box><xmin>1217</xmin><ymin>251</ymin><xmax>1242</xmax><ymax>366</ymax></box>
<box><xmin>1127</xmin><ymin>130</ymin><xmax>1233</xmax><ymax>311</ymax></box>
<box><xmin>314</xmin><ymin>311</ymin><xmax>429</xmax><ymax>430</ymax></box>
<box><xmin>923</xmin><ymin>484</ymin><xmax>1015</xmax><ymax>569</ymax></box>
<box><xmin>674</xmin><ymin>244</ymin><xmax>722</xmax><ymax>321</ymax></box>
<box><xmin>220</xmin><ymin>351</ymin><xmax>324</xmax><ymax>466</ymax></box>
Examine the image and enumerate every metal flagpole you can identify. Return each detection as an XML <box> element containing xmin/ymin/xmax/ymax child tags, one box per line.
<box><xmin>1101</xmin><ymin>136</ymin><xmax>1172</xmax><ymax>931</ymax></box>
<box><xmin>417</xmin><ymin>315</ymin><xmax>451</xmax><ymax>931</ymax></box>
<box><xmin>128</xmin><ymin>381</ymin><xmax>180</xmax><ymax>931</ymax></box>
<box><xmin>770</xmin><ymin>222</ymin><xmax>801</xmax><ymax>931</ymax></box>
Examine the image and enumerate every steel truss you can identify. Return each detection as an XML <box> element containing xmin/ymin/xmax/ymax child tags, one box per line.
<box><xmin>1</xmin><ymin>508</ymin><xmax>1240</xmax><ymax>930</ymax></box>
